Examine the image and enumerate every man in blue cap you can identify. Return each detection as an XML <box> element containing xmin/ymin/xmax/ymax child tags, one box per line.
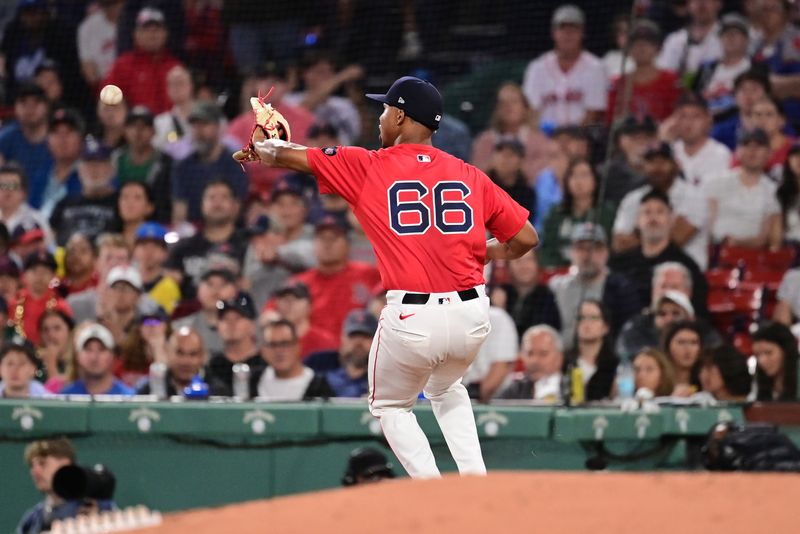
<box><xmin>251</xmin><ymin>76</ymin><xmax>538</xmax><ymax>479</ymax></box>
<box><xmin>133</xmin><ymin>221</ymin><xmax>180</xmax><ymax>314</ymax></box>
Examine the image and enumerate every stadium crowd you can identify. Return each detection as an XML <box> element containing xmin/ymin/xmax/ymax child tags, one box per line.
<box><xmin>0</xmin><ymin>0</ymin><xmax>799</xmax><ymax>405</ymax></box>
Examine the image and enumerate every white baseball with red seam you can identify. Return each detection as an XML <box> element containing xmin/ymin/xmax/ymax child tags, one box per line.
<box><xmin>99</xmin><ymin>84</ymin><xmax>123</xmax><ymax>106</ymax></box>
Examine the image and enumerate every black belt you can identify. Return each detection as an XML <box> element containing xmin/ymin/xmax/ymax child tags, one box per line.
<box><xmin>402</xmin><ymin>287</ymin><xmax>479</xmax><ymax>305</ymax></box>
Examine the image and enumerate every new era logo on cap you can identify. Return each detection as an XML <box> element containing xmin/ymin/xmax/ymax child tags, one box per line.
<box><xmin>398</xmin><ymin>97</ymin><xmax>405</xmax><ymax>104</ymax></box>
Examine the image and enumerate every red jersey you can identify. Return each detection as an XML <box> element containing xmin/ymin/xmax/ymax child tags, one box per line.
<box><xmin>293</xmin><ymin>262</ymin><xmax>381</xmax><ymax>341</ymax></box>
<box><xmin>306</xmin><ymin>144</ymin><xmax>529</xmax><ymax>292</ymax></box>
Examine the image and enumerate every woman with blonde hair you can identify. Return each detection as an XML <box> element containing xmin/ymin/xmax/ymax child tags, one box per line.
<box><xmin>632</xmin><ymin>347</ymin><xmax>675</xmax><ymax>397</ymax></box>
<box><xmin>471</xmin><ymin>82</ymin><xmax>552</xmax><ymax>180</ymax></box>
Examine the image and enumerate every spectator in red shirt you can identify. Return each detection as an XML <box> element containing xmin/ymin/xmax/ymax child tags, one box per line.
<box><xmin>271</xmin><ymin>280</ymin><xmax>338</xmax><ymax>360</ymax></box>
<box><xmin>102</xmin><ymin>7</ymin><xmax>181</xmax><ymax>115</ymax></box>
<box><xmin>607</xmin><ymin>20</ymin><xmax>680</xmax><ymax>123</ymax></box>
<box><xmin>292</xmin><ymin>216</ymin><xmax>380</xmax><ymax>341</ymax></box>
<box><xmin>9</xmin><ymin>250</ymin><xmax>71</xmax><ymax>345</ymax></box>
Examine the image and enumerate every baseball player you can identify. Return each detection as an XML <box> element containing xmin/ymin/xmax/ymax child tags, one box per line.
<box><xmin>251</xmin><ymin>76</ymin><xmax>538</xmax><ymax>478</ymax></box>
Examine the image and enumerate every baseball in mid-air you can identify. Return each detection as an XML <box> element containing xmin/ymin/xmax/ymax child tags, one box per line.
<box><xmin>99</xmin><ymin>84</ymin><xmax>123</xmax><ymax>106</ymax></box>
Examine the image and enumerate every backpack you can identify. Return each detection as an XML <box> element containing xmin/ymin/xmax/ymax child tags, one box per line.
<box><xmin>701</xmin><ymin>421</ymin><xmax>800</xmax><ymax>472</ymax></box>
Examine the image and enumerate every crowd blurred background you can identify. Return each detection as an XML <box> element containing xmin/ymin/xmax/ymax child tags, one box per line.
<box><xmin>0</xmin><ymin>0</ymin><xmax>798</xmax><ymax>408</ymax></box>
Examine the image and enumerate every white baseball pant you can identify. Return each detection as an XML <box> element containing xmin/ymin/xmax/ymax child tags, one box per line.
<box><xmin>368</xmin><ymin>285</ymin><xmax>491</xmax><ymax>478</ymax></box>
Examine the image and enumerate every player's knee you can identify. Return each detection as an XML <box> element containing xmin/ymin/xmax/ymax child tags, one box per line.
<box><xmin>369</xmin><ymin>398</ymin><xmax>416</xmax><ymax>417</ymax></box>
<box><xmin>424</xmin><ymin>380</ymin><xmax>466</xmax><ymax>401</ymax></box>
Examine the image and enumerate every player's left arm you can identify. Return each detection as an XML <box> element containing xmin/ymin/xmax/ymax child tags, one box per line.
<box><xmin>485</xmin><ymin>221</ymin><xmax>539</xmax><ymax>263</ymax></box>
<box><xmin>254</xmin><ymin>139</ymin><xmax>313</xmax><ymax>174</ymax></box>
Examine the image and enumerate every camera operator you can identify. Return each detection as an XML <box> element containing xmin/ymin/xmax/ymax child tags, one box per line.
<box><xmin>17</xmin><ymin>438</ymin><xmax>115</xmax><ymax>534</ymax></box>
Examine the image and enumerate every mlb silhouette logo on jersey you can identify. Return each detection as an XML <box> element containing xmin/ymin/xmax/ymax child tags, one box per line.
<box><xmin>417</xmin><ymin>154</ymin><xmax>431</xmax><ymax>163</ymax></box>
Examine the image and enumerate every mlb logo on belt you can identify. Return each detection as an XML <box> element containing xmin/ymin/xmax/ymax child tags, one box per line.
<box><xmin>417</xmin><ymin>154</ymin><xmax>431</xmax><ymax>163</ymax></box>
<box><xmin>438</xmin><ymin>297</ymin><xmax>451</xmax><ymax>304</ymax></box>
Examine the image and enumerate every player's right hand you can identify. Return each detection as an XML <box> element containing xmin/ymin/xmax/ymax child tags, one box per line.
<box><xmin>253</xmin><ymin>138</ymin><xmax>291</xmax><ymax>166</ymax></box>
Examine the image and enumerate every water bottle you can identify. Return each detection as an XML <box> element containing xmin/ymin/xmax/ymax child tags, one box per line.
<box><xmin>570</xmin><ymin>365</ymin><xmax>585</xmax><ymax>405</ymax></box>
<box><xmin>616</xmin><ymin>362</ymin><xmax>635</xmax><ymax>400</ymax></box>
<box><xmin>232</xmin><ymin>363</ymin><xmax>251</xmax><ymax>401</ymax></box>
<box><xmin>148</xmin><ymin>362</ymin><xmax>167</xmax><ymax>400</ymax></box>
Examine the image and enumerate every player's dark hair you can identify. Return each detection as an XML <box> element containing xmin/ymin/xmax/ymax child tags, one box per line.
<box><xmin>561</xmin><ymin>158</ymin><xmax>599</xmax><ymax>215</ymax></box>
<box><xmin>640</xmin><ymin>189</ymin><xmax>672</xmax><ymax>209</ymax></box>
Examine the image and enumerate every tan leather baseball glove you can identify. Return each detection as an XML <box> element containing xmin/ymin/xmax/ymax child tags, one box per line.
<box><xmin>232</xmin><ymin>88</ymin><xmax>292</xmax><ymax>162</ymax></box>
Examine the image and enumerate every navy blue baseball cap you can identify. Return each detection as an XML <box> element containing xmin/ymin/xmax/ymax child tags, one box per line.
<box><xmin>216</xmin><ymin>292</ymin><xmax>256</xmax><ymax>320</ymax></box>
<box><xmin>314</xmin><ymin>214</ymin><xmax>349</xmax><ymax>236</ymax></box>
<box><xmin>343</xmin><ymin>309</ymin><xmax>378</xmax><ymax>337</ymax></box>
<box><xmin>366</xmin><ymin>76</ymin><xmax>443</xmax><ymax>131</ymax></box>
<box><xmin>81</xmin><ymin>135</ymin><xmax>112</xmax><ymax>161</ymax></box>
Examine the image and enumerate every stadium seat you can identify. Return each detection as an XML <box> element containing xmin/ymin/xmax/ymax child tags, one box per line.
<box><xmin>717</xmin><ymin>244</ymin><xmax>796</xmax><ymax>272</ymax></box>
<box><xmin>762</xmin><ymin>247</ymin><xmax>797</xmax><ymax>271</ymax></box>
<box><xmin>742</xmin><ymin>269</ymin><xmax>785</xmax><ymax>292</ymax></box>
<box><xmin>705</xmin><ymin>268</ymin><xmax>739</xmax><ymax>290</ymax></box>
<box><xmin>708</xmin><ymin>284</ymin><xmax>763</xmax><ymax>335</ymax></box>
<box><xmin>717</xmin><ymin>245</ymin><xmax>762</xmax><ymax>270</ymax></box>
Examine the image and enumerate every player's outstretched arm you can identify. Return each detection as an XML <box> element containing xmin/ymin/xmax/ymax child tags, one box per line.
<box><xmin>485</xmin><ymin>221</ymin><xmax>539</xmax><ymax>264</ymax></box>
<box><xmin>253</xmin><ymin>139</ymin><xmax>313</xmax><ymax>174</ymax></box>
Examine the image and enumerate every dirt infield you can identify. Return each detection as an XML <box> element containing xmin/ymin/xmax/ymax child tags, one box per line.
<box><xmin>140</xmin><ymin>471</ymin><xmax>797</xmax><ymax>534</ymax></box>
